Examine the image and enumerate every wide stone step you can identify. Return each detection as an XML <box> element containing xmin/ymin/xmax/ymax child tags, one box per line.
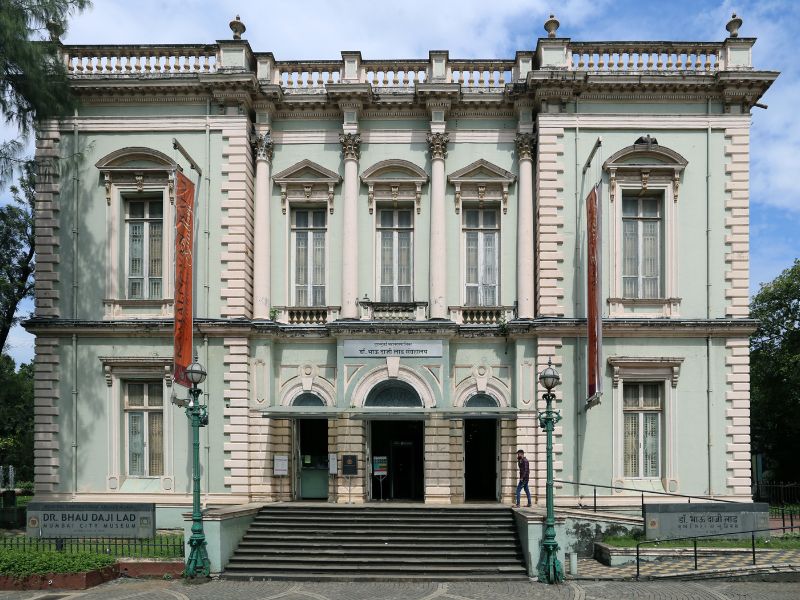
<box><xmin>236</xmin><ymin>539</ymin><xmax>519</xmax><ymax>550</ymax></box>
<box><xmin>231</xmin><ymin>547</ymin><xmax>522</xmax><ymax>558</ymax></box>
<box><xmin>222</xmin><ymin>571</ymin><xmax>529</xmax><ymax>582</ymax></box>
<box><xmin>225</xmin><ymin>560</ymin><xmax>526</xmax><ymax>572</ymax></box>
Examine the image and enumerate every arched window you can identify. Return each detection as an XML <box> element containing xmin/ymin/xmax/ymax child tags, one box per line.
<box><xmin>293</xmin><ymin>393</ymin><xmax>325</xmax><ymax>407</ymax></box>
<box><xmin>465</xmin><ymin>393</ymin><xmax>498</xmax><ymax>408</ymax></box>
<box><xmin>365</xmin><ymin>381</ymin><xmax>423</xmax><ymax>407</ymax></box>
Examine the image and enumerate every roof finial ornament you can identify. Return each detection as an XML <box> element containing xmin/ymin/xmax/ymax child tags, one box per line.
<box><xmin>229</xmin><ymin>14</ymin><xmax>246</xmax><ymax>40</ymax></box>
<box><xmin>726</xmin><ymin>13</ymin><xmax>743</xmax><ymax>38</ymax></box>
<box><xmin>544</xmin><ymin>14</ymin><xmax>560</xmax><ymax>38</ymax></box>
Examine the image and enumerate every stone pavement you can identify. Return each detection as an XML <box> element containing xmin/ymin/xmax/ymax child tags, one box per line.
<box><xmin>3</xmin><ymin>578</ymin><xmax>800</xmax><ymax>600</ymax></box>
<box><xmin>577</xmin><ymin>549</ymin><xmax>800</xmax><ymax>579</ymax></box>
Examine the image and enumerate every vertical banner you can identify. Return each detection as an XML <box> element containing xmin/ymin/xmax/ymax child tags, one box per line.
<box><xmin>173</xmin><ymin>171</ymin><xmax>195</xmax><ymax>388</ymax></box>
<box><xmin>586</xmin><ymin>183</ymin><xmax>603</xmax><ymax>406</ymax></box>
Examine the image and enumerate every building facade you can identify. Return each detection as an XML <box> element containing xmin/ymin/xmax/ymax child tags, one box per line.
<box><xmin>26</xmin><ymin>15</ymin><xmax>776</xmax><ymax>527</ymax></box>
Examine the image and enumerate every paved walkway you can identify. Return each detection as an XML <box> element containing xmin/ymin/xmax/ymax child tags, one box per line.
<box><xmin>3</xmin><ymin>578</ymin><xmax>800</xmax><ymax>600</ymax></box>
<box><xmin>576</xmin><ymin>549</ymin><xmax>800</xmax><ymax>579</ymax></box>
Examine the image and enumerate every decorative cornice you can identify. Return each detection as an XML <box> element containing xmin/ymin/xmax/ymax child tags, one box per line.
<box><xmin>339</xmin><ymin>133</ymin><xmax>361</xmax><ymax>160</ymax></box>
<box><xmin>252</xmin><ymin>132</ymin><xmax>274</xmax><ymax>162</ymax></box>
<box><xmin>426</xmin><ymin>132</ymin><xmax>449</xmax><ymax>160</ymax></box>
<box><xmin>607</xmin><ymin>356</ymin><xmax>684</xmax><ymax>388</ymax></box>
<box><xmin>515</xmin><ymin>133</ymin><xmax>536</xmax><ymax>160</ymax></box>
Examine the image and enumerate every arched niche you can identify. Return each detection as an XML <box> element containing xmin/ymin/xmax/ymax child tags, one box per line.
<box><xmin>465</xmin><ymin>393</ymin><xmax>499</xmax><ymax>408</ymax></box>
<box><xmin>293</xmin><ymin>392</ymin><xmax>326</xmax><ymax>407</ymax></box>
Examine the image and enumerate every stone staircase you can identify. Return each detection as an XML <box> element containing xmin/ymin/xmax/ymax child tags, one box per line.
<box><xmin>222</xmin><ymin>504</ymin><xmax>528</xmax><ymax>581</ymax></box>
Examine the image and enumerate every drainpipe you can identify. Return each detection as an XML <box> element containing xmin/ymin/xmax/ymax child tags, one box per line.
<box><xmin>204</xmin><ymin>334</ymin><xmax>210</xmax><ymax>507</ymax></box>
<box><xmin>705</xmin><ymin>101</ymin><xmax>714</xmax><ymax>496</ymax></box>
<box><xmin>204</xmin><ymin>100</ymin><xmax>211</xmax><ymax>317</ymax></box>
<box><xmin>71</xmin><ymin>112</ymin><xmax>80</xmax><ymax>497</ymax></box>
<box><xmin>573</xmin><ymin>105</ymin><xmax>583</xmax><ymax>489</ymax></box>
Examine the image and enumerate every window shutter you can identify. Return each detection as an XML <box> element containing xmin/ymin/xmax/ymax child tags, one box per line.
<box><xmin>128</xmin><ymin>412</ymin><xmax>145</xmax><ymax>476</ymax></box>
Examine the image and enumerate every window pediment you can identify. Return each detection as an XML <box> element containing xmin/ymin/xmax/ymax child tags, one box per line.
<box><xmin>603</xmin><ymin>138</ymin><xmax>688</xmax><ymax>203</ymax></box>
<box><xmin>448</xmin><ymin>159</ymin><xmax>516</xmax><ymax>214</ymax></box>
<box><xmin>361</xmin><ymin>159</ymin><xmax>428</xmax><ymax>214</ymax></box>
<box><xmin>273</xmin><ymin>159</ymin><xmax>342</xmax><ymax>214</ymax></box>
<box><xmin>96</xmin><ymin>147</ymin><xmax>178</xmax><ymax>204</ymax></box>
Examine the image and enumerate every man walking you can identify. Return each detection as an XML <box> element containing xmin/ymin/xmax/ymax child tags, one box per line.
<box><xmin>514</xmin><ymin>449</ymin><xmax>531</xmax><ymax>508</ymax></box>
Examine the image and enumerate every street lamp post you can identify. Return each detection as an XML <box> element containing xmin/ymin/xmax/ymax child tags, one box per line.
<box><xmin>182</xmin><ymin>361</ymin><xmax>211</xmax><ymax>578</ymax></box>
<box><xmin>537</xmin><ymin>358</ymin><xmax>564</xmax><ymax>584</ymax></box>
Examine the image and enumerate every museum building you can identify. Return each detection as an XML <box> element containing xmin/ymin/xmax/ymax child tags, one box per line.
<box><xmin>25</xmin><ymin>15</ymin><xmax>776</xmax><ymax>527</ymax></box>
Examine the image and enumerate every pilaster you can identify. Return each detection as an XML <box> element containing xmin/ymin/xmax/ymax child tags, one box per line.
<box><xmin>725</xmin><ymin>338</ymin><xmax>751</xmax><ymax>496</ymax></box>
<box><xmin>516</xmin><ymin>132</ymin><xmax>536</xmax><ymax>318</ymax></box>
<box><xmin>34</xmin><ymin>123</ymin><xmax>62</xmax><ymax>318</ymax></box>
<box><xmin>33</xmin><ymin>337</ymin><xmax>60</xmax><ymax>492</ymax></box>
<box><xmin>222</xmin><ymin>337</ymin><xmax>251</xmax><ymax>495</ymax></box>
<box><xmin>427</xmin><ymin>129</ymin><xmax>449</xmax><ymax>319</ymax></box>
<box><xmin>252</xmin><ymin>131</ymin><xmax>274</xmax><ymax>319</ymax></box>
<box><xmin>340</xmin><ymin>131</ymin><xmax>361</xmax><ymax>319</ymax></box>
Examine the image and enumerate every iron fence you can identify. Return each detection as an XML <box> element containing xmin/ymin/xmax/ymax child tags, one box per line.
<box><xmin>753</xmin><ymin>482</ymin><xmax>800</xmax><ymax>506</ymax></box>
<box><xmin>0</xmin><ymin>534</ymin><xmax>184</xmax><ymax>558</ymax></box>
<box><xmin>635</xmin><ymin>525</ymin><xmax>799</xmax><ymax>579</ymax></box>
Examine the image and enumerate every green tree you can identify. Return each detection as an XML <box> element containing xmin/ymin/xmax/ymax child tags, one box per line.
<box><xmin>0</xmin><ymin>0</ymin><xmax>90</xmax><ymax>183</ymax></box>
<box><xmin>0</xmin><ymin>161</ymin><xmax>34</xmax><ymax>352</ymax></box>
<box><xmin>750</xmin><ymin>259</ymin><xmax>800</xmax><ymax>482</ymax></box>
<box><xmin>0</xmin><ymin>353</ymin><xmax>33</xmax><ymax>481</ymax></box>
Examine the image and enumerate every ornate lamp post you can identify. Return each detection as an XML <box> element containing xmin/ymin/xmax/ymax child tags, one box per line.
<box><xmin>537</xmin><ymin>358</ymin><xmax>564</xmax><ymax>584</ymax></box>
<box><xmin>183</xmin><ymin>361</ymin><xmax>211</xmax><ymax>578</ymax></box>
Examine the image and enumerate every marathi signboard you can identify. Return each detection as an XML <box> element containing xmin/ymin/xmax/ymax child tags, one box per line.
<box><xmin>372</xmin><ymin>456</ymin><xmax>388</xmax><ymax>477</ymax></box>
<box><xmin>644</xmin><ymin>502</ymin><xmax>769</xmax><ymax>540</ymax></box>
<box><xmin>26</xmin><ymin>502</ymin><xmax>155</xmax><ymax>539</ymax></box>
<box><xmin>343</xmin><ymin>340</ymin><xmax>443</xmax><ymax>358</ymax></box>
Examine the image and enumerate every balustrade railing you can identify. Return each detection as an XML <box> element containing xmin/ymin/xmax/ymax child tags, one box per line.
<box><xmin>449</xmin><ymin>60</ymin><xmax>514</xmax><ymax>89</ymax></box>
<box><xmin>274</xmin><ymin>61</ymin><xmax>342</xmax><ymax>90</ymax></box>
<box><xmin>451</xmin><ymin>306</ymin><xmax>515</xmax><ymax>325</ymax></box>
<box><xmin>64</xmin><ymin>45</ymin><xmax>218</xmax><ymax>75</ymax></box>
<box><xmin>568</xmin><ymin>42</ymin><xmax>723</xmax><ymax>73</ymax></box>
<box><xmin>362</xmin><ymin>60</ymin><xmax>428</xmax><ymax>87</ymax></box>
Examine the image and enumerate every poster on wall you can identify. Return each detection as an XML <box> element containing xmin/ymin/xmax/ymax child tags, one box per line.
<box><xmin>342</xmin><ymin>455</ymin><xmax>358</xmax><ymax>476</ymax></box>
<box><xmin>372</xmin><ymin>456</ymin><xmax>388</xmax><ymax>477</ymax></box>
<box><xmin>274</xmin><ymin>454</ymin><xmax>289</xmax><ymax>476</ymax></box>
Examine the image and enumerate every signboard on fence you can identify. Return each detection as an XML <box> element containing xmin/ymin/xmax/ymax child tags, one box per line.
<box><xmin>644</xmin><ymin>502</ymin><xmax>769</xmax><ymax>540</ymax></box>
<box><xmin>26</xmin><ymin>502</ymin><xmax>156</xmax><ymax>539</ymax></box>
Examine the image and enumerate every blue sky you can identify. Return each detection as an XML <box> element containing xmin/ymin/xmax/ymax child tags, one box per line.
<box><xmin>2</xmin><ymin>0</ymin><xmax>798</xmax><ymax>366</ymax></box>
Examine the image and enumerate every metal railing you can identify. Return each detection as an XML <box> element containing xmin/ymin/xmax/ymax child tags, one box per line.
<box><xmin>635</xmin><ymin>525</ymin><xmax>799</xmax><ymax>579</ymax></box>
<box><xmin>554</xmin><ymin>479</ymin><xmax>738</xmax><ymax>518</ymax></box>
<box><xmin>753</xmin><ymin>481</ymin><xmax>800</xmax><ymax>506</ymax></box>
<box><xmin>0</xmin><ymin>534</ymin><xmax>184</xmax><ymax>558</ymax></box>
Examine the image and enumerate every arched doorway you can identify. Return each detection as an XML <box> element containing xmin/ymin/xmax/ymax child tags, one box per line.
<box><xmin>366</xmin><ymin>382</ymin><xmax>424</xmax><ymax>501</ymax></box>
<box><xmin>464</xmin><ymin>394</ymin><xmax>499</xmax><ymax>501</ymax></box>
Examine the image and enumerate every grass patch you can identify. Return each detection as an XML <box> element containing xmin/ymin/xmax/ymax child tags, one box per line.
<box><xmin>0</xmin><ymin>548</ymin><xmax>116</xmax><ymax>578</ymax></box>
<box><xmin>0</xmin><ymin>533</ymin><xmax>184</xmax><ymax>559</ymax></box>
<box><xmin>603</xmin><ymin>533</ymin><xmax>800</xmax><ymax>549</ymax></box>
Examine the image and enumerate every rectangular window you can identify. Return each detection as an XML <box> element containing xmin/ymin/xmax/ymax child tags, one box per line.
<box><xmin>126</xmin><ymin>199</ymin><xmax>163</xmax><ymax>299</ymax></box>
<box><xmin>292</xmin><ymin>209</ymin><xmax>326</xmax><ymax>307</ymax></box>
<box><xmin>377</xmin><ymin>209</ymin><xmax>413</xmax><ymax>302</ymax></box>
<box><xmin>622</xmin><ymin>195</ymin><xmax>662</xmax><ymax>299</ymax></box>
<box><xmin>623</xmin><ymin>382</ymin><xmax>661</xmax><ymax>478</ymax></box>
<box><xmin>125</xmin><ymin>381</ymin><xmax>164</xmax><ymax>477</ymax></box>
<box><xmin>463</xmin><ymin>208</ymin><xmax>499</xmax><ymax>306</ymax></box>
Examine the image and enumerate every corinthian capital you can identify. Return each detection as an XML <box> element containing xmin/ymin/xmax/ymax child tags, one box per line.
<box><xmin>339</xmin><ymin>133</ymin><xmax>361</xmax><ymax>160</ymax></box>
<box><xmin>515</xmin><ymin>133</ymin><xmax>535</xmax><ymax>160</ymax></box>
<box><xmin>426</xmin><ymin>132</ymin><xmax>449</xmax><ymax>160</ymax></box>
<box><xmin>253</xmin><ymin>133</ymin><xmax>274</xmax><ymax>163</ymax></box>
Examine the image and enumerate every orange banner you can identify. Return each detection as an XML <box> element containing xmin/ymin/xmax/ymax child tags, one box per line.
<box><xmin>586</xmin><ymin>184</ymin><xmax>603</xmax><ymax>405</ymax></box>
<box><xmin>173</xmin><ymin>171</ymin><xmax>194</xmax><ymax>388</ymax></box>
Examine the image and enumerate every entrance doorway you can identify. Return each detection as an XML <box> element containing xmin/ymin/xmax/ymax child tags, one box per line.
<box><xmin>296</xmin><ymin>419</ymin><xmax>328</xmax><ymax>500</ymax></box>
<box><xmin>464</xmin><ymin>419</ymin><xmax>498</xmax><ymax>501</ymax></box>
<box><xmin>370</xmin><ymin>420</ymin><xmax>424</xmax><ymax>501</ymax></box>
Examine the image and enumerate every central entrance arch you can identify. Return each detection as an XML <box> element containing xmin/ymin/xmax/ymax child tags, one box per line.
<box><xmin>366</xmin><ymin>381</ymin><xmax>424</xmax><ymax>501</ymax></box>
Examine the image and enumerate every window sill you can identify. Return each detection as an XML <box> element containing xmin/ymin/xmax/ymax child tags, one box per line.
<box><xmin>608</xmin><ymin>297</ymin><xmax>681</xmax><ymax>318</ymax></box>
<box><xmin>104</xmin><ymin>299</ymin><xmax>174</xmax><ymax>319</ymax></box>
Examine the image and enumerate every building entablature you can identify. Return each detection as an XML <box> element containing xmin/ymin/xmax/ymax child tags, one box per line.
<box><xmin>23</xmin><ymin>317</ymin><xmax>758</xmax><ymax>339</ymax></box>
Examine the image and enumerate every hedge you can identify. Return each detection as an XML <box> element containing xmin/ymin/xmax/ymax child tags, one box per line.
<box><xmin>0</xmin><ymin>548</ymin><xmax>116</xmax><ymax>578</ymax></box>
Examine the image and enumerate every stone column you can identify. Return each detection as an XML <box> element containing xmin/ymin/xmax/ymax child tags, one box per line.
<box><xmin>427</xmin><ymin>132</ymin><xmax>448</xmax><ymax>319</ymax></box>
<box><xmin>252</xmin><ymin>134</ymin><xmax>273</xmax><ymax>319</ymax></box>
<box><xmin>516</xmin><ymin>133</ymin><xmax>535</xmax><ymax>319</ymax></box>
<box><xmin>340</xmin><ymin>133</ymin><xmax>361</xmax><ymax>319</ymax></box>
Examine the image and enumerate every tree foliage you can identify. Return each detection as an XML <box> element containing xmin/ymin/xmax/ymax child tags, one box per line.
<box><xmin>750</xmin><ymin>259</ymin><xmax>800</xmax><ymax>482</ymax></box>
<box><xmin>0</xmin><ymin>160</ymin><xmax>34</xmax><ymax>352</ymax></box>
<box><xmin>0</xmin><ymin>0</ymin><xmax>90</xmax><ymax>183</ymax></box>
<box><xmin>0</xmin><ymin>353</ymin><xmax>33</xmax><ymax>481</ymax></box>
